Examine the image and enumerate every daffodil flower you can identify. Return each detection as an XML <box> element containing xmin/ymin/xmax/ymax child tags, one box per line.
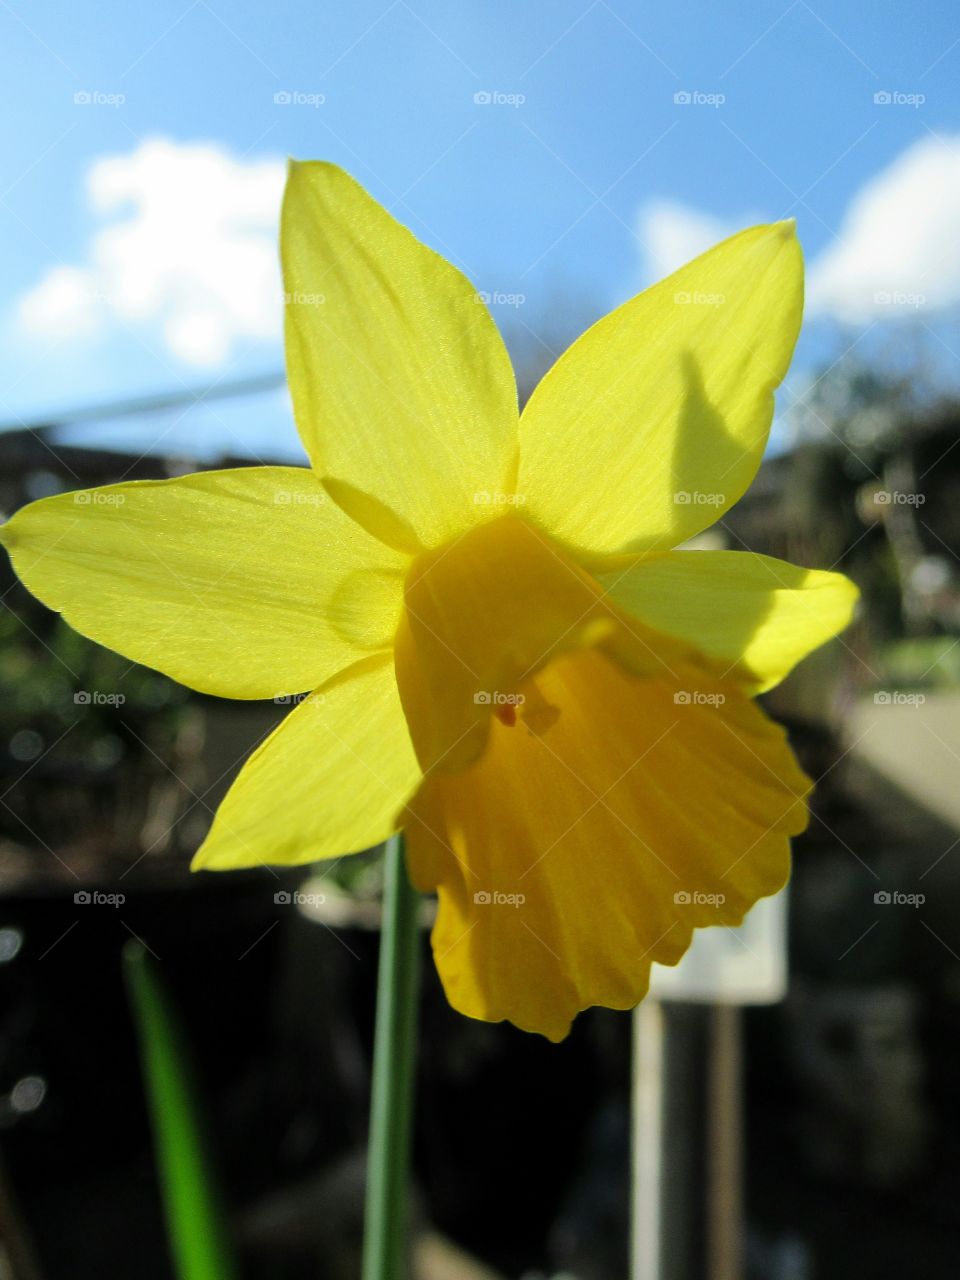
<box><xmin>1</xmin><ymin>162</ymin><xmax>857</xmax><ymax>1040</ymax></box>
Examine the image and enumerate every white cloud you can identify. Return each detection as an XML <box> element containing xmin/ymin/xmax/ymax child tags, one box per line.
<box><xmin>807</xmin><ymin>133</ymin><xmax>960</xmax><ymax>322</ymax></box>
<box><xmin>637</xmin><ymin>199</ymin><xmax>741</xmax><ymax>284</ymax></box>
<box><xmin>19</xmin><ymin>265</ymin><xmax>101</xmax><ymax>338</ymax></box>
<box><xmin>18</xmin><ymin>138</ymin><xmax>286</xmax><ymax>367</ymax></box>
<box><xmin>636</xmin><ymin>136</ymin><xmax>960</xmax><ymax>326</ymax></box>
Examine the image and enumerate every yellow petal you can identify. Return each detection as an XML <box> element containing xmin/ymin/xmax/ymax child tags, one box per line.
<box><xmin>193</xmin><ymin>655</ymin><xmax>420</xmax><ymax>869</ymax></box>
<box><xmin>517</xmin><ymin>222</ymin><xmax>803</xmax><ymax>556</ymax></box>
<box><xmin>393</xmin><ymin>512</ymin><xmax>713</xmax><ymax>776</ymax></box>
<box><xmin>282</xmin><ymin>161</ymin><xmax>519</xmax><ymax>549</ymax></box>
<box><xmin>0</xmin><ymin>468</ymin><xmax>407</xmax><ymax>699</ymax></box>
<box><xmin>405</xmin><ymin>646</ymin><xmax>809</xmax><ymax>1041</ymax></box>
<box><xmin>596</xmin><ymin>550</ymin><xmax>859</xmax><ymax>692</ymax></box>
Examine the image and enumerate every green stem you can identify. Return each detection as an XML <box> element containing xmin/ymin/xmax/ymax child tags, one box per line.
<box><xmin>123</xmin><ymin>942</ymin><xmax>237</xmax><ymax>1280</ymax></box>
<box><xmin>362</xmin><ymin>832</ymin><xmax>421</xmax><ymax>1280</ymax></box>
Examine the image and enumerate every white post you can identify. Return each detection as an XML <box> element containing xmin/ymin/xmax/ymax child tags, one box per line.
<box><xmin>707</xmin><ymin>1003</ymin><xmax>743</xmax><ymax>1280</ymax></box>
<box><xmin>631</xmin><ymin>999</ymin><xmax>665</xmax><ymax>1280</ymax></box>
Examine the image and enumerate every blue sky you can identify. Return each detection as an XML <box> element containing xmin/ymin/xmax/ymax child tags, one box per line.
<box><xmin>1</xmin><ymin>0</ymin><xmax>958</xmax><ymax>461</ymax></box>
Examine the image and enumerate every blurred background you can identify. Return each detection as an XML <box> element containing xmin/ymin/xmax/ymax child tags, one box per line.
<box><xmin>2</xmin><ymin>2</ymin><xmax>960</xmax><ymax>1277</ymax></box>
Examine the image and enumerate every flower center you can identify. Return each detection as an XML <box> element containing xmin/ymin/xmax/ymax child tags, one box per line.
<box><xmin>491</xmin><ymin>675</ymin><xmax>560</xmax><ymax>734</ymax></box>
<box><xmin>394</xmin><ymin>513</ymin><xmax>611</xmax><ymax>773</ymax></box>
